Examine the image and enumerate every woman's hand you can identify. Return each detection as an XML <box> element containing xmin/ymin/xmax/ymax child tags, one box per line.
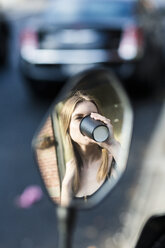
<box><xmin>90</xmin><ymin>112</ymin><xmax>114</xmax><ymax>145</ymax></box>
<box><xmin>90</xmin><ymin>112</ymin><xmax>121</xmax><ymax>163</ymax></box>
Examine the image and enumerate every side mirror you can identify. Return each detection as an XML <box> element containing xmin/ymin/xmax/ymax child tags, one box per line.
<box><xmin>32</xmin><ymin>68</ymin><xmax>133</xmax><ymax>209</ymax></box>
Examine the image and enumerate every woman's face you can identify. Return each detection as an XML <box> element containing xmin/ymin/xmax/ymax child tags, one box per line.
<box><xmin>69</xmin><ymin>101</ymin><xmax>98</xmax><ymax>145</ymax></box>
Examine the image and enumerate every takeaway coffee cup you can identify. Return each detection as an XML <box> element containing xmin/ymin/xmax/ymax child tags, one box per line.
<box><xmin>80</xmin><ymin>115</ymin><xmax>109</xmax><ymax>142</ymax></box>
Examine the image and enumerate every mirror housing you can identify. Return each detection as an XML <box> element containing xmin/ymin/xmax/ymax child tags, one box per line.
<box><xmin>32</xmin><ymin>67</ymin><xmax>133</xmax><ymax>209</ymax></box>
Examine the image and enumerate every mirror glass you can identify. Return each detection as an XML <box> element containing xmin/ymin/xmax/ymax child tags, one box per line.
<box><xmin>32</xmin><ymin>68</ymin><xmax>133</xmax><ymax>208</ymax></box>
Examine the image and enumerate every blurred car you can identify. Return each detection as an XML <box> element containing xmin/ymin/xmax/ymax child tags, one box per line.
<box><xmin>0</xmin><ymin>11</ymin><xmax>10</xmax><ymax>67</ymax></box>
<box><xmin>19</xmin><ymin>0</ymin><xmax>163</xmax><ymax>94</ymax></box>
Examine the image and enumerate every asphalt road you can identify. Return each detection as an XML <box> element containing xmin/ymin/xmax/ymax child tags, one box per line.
<box><xmin>0</xmin><ymin>18</ymin><xmax>165</xmax><ymax>248</ymax></box>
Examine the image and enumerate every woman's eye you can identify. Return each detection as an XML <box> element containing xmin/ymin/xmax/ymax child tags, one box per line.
<box><xmin>76</xmin><ymin>116</ymin><xmax>82</xmax><ymax>120</ymax></box>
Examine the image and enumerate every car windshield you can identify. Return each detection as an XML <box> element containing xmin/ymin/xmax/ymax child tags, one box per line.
<box><xmin>45</xmin><ymin>1</ymin><xmax>135</xmax><ymax>23</ymax></box>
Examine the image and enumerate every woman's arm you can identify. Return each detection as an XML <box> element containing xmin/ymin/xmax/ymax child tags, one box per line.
<box><xmin>61</xmin><ymin>180</ymin><xmax>73</xmax><ymax>207</ymax></box>
<box><xmin>105</xmin><ymin>138</ymin><xmax>121</xmax><ymax>164</ymax></box>
<box><xmin>60</xmin><ymin>160</ymin><xmax>76</xmax><ymax>206</ymax></box>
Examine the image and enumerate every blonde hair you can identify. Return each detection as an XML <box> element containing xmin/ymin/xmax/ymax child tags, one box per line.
<box><xmin>61</xmin><ymin>91</ymin><xmax>110</xmax><ymax>194</ymax></box>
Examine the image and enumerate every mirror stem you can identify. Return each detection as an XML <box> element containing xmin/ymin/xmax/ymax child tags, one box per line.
<box><xmin>56</xmin><ymin>206</ymin><xmax>77</xmax><ymax>248</ymax></box>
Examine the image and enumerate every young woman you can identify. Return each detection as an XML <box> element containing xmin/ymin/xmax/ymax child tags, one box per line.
<box><xmin>60</xmin><ymin>91</ymin><xmax>120</xmax><ymax>206</ymax></box>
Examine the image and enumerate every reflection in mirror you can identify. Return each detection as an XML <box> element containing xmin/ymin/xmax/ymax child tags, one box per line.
<box><xmin>33</xmin><ymin>68</ymin><xmax>133</xmax><ymax>208</ymax></box>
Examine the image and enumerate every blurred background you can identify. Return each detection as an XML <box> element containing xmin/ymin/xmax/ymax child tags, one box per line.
<box><xmin>0</xmin><ymin>0</ymin><xmax>165</xmax><ymax>247</ymax></box>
